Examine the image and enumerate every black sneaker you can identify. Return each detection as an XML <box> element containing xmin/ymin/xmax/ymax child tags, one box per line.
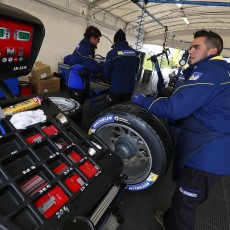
<box><xmin>154</xmin><ymin>210</ymin><xmax>166</xmax><ymax>230</ymax></box>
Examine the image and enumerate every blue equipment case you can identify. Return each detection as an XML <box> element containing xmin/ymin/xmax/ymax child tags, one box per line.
<box><xmin>58</xmin><ymin>62</ymin><xmax>70</xmax><ymax>85</ymax></box>
<box><xmin>0</xmin><ymin>78</ymin><xmax>19</xmax><ymax>98</ymax></box>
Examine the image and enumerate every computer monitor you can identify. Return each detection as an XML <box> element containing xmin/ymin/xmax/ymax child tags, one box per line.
<box><xmin>0</xmin><ymin>3</ymin><xmax>45</xmax><ymax>80</ymax></box>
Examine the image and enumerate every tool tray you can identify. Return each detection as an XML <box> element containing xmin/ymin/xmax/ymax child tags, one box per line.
<box><xmin>0</xmin><ymin>96</ymin><xmax>123</xmax><ymax>230</ymax></box>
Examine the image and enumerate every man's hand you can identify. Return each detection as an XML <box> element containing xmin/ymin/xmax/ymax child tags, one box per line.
<box><xmin>131</xmin><ymin>93</ymin><xmax>156</xmax><ymax>110</ymax></box>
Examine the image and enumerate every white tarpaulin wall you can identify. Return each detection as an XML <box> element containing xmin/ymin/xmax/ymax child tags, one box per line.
<box><xmin>2</xmin><ymin>0</ymin><xmax>230</xmax><ymax>72</ymax></box>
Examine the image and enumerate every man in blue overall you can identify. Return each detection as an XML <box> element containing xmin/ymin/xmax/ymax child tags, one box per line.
<box><xmin>103</xmin><ymin>29</ymin><xmax>139</xmax><ymax>106</ymax></box>
<box><xmin>67</xmin><ymin>26</ymin><xmax>103</xmax><ymax>105</ymax></box>
<box><xmin>132</xmin><ymin>29</ymin><xmax>230</xmax><ymax>230</ymax></box>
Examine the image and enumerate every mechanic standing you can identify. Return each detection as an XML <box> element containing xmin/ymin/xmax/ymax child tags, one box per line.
<box><xmin>67</xmin><ymin>26</ymin><xmax>103</xmax><ymax>105</ymax></box>
<box><xmin>132</xmin><ymin>29</ymin><xmax>230</xmax><ymax>230</ymax></box>
<box><xmin>103</xmin><ymin>29</ymin><xmax>139</xmax><ymax>106</ymax></box>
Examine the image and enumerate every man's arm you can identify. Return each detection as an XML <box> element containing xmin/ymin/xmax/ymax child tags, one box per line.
<box><xmin>78</xmin><ymin>50</ymin><xmax>102</xmax><ymax>74</ymax></box>
<box><xmin>135</xmin><ymin>67</ymin><xmax>220</xmax><ymax>120</ymax></box>
<box><xmin>148</xmin><ymin>82</ymin><xmax>217</xmax><ymax>119</ymax></box>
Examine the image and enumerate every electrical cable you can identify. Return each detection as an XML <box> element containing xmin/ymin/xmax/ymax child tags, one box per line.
<box><xmin>101</xmin><ymin>34</ymin><xmax>113</xmax><ymax>45</ymax></box>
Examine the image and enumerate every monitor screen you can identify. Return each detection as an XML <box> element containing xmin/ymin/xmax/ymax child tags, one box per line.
<box><xmin>0</xmin><ymin>18</ymin><xmax>33</xmax><ymax>75</ymax></box>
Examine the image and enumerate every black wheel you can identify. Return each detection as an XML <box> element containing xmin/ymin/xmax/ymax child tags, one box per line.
<box><xmin>88</xmin><ymin>102</ymin><xmax>173</xmax><ymax>191</ymax></box>
<box><xmin>49</xmin><ymin>96</ymin><xmax>82</xmax><ymax>126</ymax></box>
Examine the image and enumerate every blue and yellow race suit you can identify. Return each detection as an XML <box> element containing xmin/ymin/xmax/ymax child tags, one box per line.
<box><xmin>141</xmin><ymin>55</ymin><xmax>230</xmax><ymax>179</ymax></box>
<box><xmin>103</xmin><ymin>41</ymin><xmax>139</xmax><ymax>94</ymax></box>
<box><xmin>67</xmin><ymin>37</ymin><xmax>102</xmax><ymax>89</ymax></box>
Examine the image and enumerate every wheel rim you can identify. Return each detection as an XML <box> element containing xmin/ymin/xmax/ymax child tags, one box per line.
<box><xmin>96</xmin><ymin>123</ymin><xmax>152</xmax><ymax>185</ymax></box>
<box><xmin>49</xmin><ymin>97</ymin><xmax>80</xmax><ymax>112</ymax></box>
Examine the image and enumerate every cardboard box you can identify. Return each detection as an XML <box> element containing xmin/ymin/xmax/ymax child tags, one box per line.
<box><xmin>30</xmin><ymin>76</ymin><xmax>60</xmax><ymax>93</ymax></box>
<box><xmin>18</xmin><ymin>75</ymin><xmax>30</xmax><ymax>82</ymax></box>
<box><xmin>31</xmin><ymin>61</ymin><xmax>52</xmax><ymax>80</ymax></box>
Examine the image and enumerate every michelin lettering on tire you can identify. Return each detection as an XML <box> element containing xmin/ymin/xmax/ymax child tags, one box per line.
<box><xmin>126</xmin><ymin>172</ymin><xmax>159</xmax><ymax>191</ymax></box>
<box><xmin>88</xmin><ymin>103</ymin><xmax>173</xmax><ymax>191</ymax></box>
<box><xmin>88</xmin><ymin>115</ymin><xmax>115</xmax><ymax>134</ymax></box>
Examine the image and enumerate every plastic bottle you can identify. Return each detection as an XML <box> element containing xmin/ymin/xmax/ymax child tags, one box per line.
<box><xmin>2</xmin><ymin>96</ymin><xmax>43</xmax><ymax>116</ymax></box>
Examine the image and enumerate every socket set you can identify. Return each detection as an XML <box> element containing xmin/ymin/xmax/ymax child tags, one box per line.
<box><xmin>0</xmin><ymin>96</ymin><xmax>124</xmax><ymax>230</ymax></box>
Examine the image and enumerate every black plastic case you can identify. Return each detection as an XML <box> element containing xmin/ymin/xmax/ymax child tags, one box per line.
<box><xmin>0</xmin><ymin>97</ymin><xmax>123</xmax><ymax>230</ymax></box>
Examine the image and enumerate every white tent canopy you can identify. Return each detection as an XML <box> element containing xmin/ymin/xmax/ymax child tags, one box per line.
<box><xmin>78</xmin><ymin>0</ymin><xmax>230</xmax><ymax>56</ymax></box>
<box><xmin>4</xmin><ymin>0</ymin><xmax>229</xmax><ymax>71</ymax></box>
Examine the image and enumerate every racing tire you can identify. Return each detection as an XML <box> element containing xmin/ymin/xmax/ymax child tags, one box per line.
<box><xmin>87</xmin><ymin>102</ymin><xmax>174</xmax><ymax>191</ymax></box>
<box><xmin>49</xmin><ymin>96</ymin><xmax>82</xmax><ymax>126</ymax></box>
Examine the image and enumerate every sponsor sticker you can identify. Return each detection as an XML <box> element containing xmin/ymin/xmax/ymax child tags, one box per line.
<box><xmin>189</xmin><ymin>72</ymin><xmax>203</xmax><ymax>80</ymax></box>
<box><xmin>117</xmin><ymin>50</ymin><xmax>136</xmax><ymax>56</ymax></box>
<box><xmin>114</xmin><ymin>116</ymin><xmax>130</xmax><ymax>124</ymax></box>
<box><xmin>126</xmin><ymin>172</ymin><xmax>158</xmax><ymax>191</ymax></box>
<box><xmin>88</xmin><ymin>115</ymin><xmax>114</xmax><ymax>134</ymax></box>
<box><xmin>179</xmin><ymin>187</ymin><xmax>198</xmax><ymax>198</ymax></box>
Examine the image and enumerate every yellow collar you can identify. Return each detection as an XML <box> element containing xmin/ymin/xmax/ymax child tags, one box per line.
<box><xmin>210</xmin><ymin>55</ymin><xmax>224</xmax><ymax>60</ymax></box>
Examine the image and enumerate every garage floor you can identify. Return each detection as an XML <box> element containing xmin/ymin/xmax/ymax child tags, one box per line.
<box><xmin>56</xmin><ymin>79</ymin><xmax>230</xmax><ymax>230</ymax></box>
<box><xmin>115</xmin><ymin>164</ymin><xmax>230</xmax><ymax>230</ymax></box>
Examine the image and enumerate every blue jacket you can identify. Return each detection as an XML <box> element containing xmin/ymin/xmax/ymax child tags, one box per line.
<box><xmin>67</xmin><ymin>37</ymin><xmax>102</xmax><ymax>89</ymax></box>
<box><xmin>142</xmin><ymin>55</ymin><xmax>230</xmax><ymax>177</ymax></box>
<box><xmin>103</xmin><ymin>41</ymin><xmax>139</xmax><ymax>94</ymax></box>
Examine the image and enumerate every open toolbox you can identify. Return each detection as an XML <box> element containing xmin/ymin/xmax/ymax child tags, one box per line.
<box><xmin>0</xmin><ymin>96</ymin><xmax>124</xmax><ymax>230</ymax></box>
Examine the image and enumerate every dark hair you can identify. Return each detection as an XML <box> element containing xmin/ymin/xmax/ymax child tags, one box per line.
<box><xmin>84</xmin><ymin>26</ymin><xmax>101</xmax><ymax>39</ymax></box>
<box><xmin>194</xmin><ymin>29</ymin><xmax>223</xmax><ymax>54</ymax></box>
<box><xmin>114</xmin><ymin>29</ymin><xmax>126</xmax><ymax>43</ymax></box>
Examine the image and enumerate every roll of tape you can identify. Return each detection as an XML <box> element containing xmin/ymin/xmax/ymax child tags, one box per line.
<box><xmin>55</xmin><ymin>113</ymin><xmax>68</xmax><ymax>126</ymax></box>
<box><xmin>88</xmin><ymin>147</ymin><xmax>97</xmax><ymax>156</ymax></box>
